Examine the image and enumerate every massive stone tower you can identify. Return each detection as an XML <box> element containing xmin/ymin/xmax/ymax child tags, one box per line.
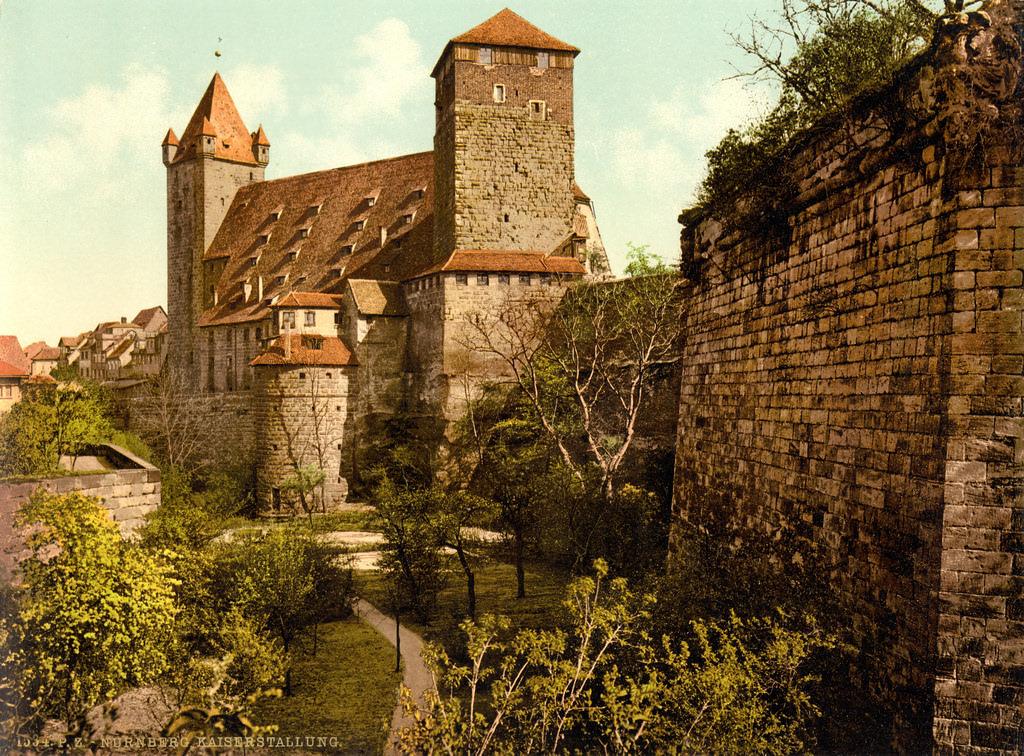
<box><xmin>163</xmin><ymin>73</ymin><xmax>269</xmax><ymax>374</ymax></box>
<box><xmin>431</xmin><ymin>9</ymin><xmax>580</xmax><ymax>261</ymax></box>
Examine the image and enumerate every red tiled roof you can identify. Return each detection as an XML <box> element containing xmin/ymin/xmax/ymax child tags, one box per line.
<box><xmin>199</xmin><ymin>151</ymin><xmax>434</xmax><ymax>328</ymax></box>
<box><xmin>418</xmin><ymin>250</ymin><xmax>586</xmax><ymax>276</ymax></box>
<box><xmin>573</xmin><ymin>182</ymin><xmax>589</xmax><ymax>201</ymax></box>
<box><xmin>451</xmin><ymin>9</ymin><xmax>578</xmax><ymax>53</ymax></box>
<box><xmin>0</xmin><ymin>336</ymin><xmax>30</xmax><ymax>375</ymax></box>
<box><xmin>253</xmin><ymin>124</ymin><xmax>270</xmax><ymax>146</ymax></box>
<box><xmin>107</xmin><ymin>335</ymin><xmax>135</xmax><ymax>361</ymax></box>
<box><xmin>171</xmin><ymin>73</ymin><xmax>259</xmax><ymax>165</ymax></box>
<box><xmin>275</xmin><ymin>292</ymin><xmax>345</xmax><ymax>309</ymax></box>
<box><xmin>59</xmin><ymin>335</ymin><xmax>81</xmax><ymax>348</ymax></box>
<box><xmin>24</xmin><ymin>341</ymin><xmax>59</xmax><ymax>361</ymax></box>
<box><xmin>162</xmin><ymin>128</ymin><xmax>178</xmax><ymax>146</ymax></box>
<box><xmin>0</xmin><ymin>360</ymin><xmax>28</xmax><ymax>378</ymax></box>
<box><xmin>250</xmin><ymin>334</ymin><xmax>358</xmax><ymax>367</ymax></box>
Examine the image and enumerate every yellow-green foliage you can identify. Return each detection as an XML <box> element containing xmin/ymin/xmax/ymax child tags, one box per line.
<box><xmin>5</xmin><ymin>490</ymin><xmax>177</xmax><ymax>727</ymax></box>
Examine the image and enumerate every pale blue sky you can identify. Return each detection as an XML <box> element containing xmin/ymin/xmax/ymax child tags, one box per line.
<box><xmin>0</xmin><ymin>0</ymin><xmax>777</xmax><ymax>346</ymax></box>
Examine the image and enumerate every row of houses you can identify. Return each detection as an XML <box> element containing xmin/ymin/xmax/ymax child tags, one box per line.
<box><xmin>0</xmin><ymin>306</ymin><xmax>169</xmax><ymax>414</ymax></box>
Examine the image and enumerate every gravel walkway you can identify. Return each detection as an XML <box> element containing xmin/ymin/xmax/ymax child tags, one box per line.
<box><xmin>354</xmin><ymin>599</ymin><xmax>432</xmax><ymax>756</ymax></box>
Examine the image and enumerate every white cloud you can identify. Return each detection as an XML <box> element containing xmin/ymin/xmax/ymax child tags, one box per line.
<box><xmin>317</xmin><ymin>18</ymin><xmax>423</xmax><ymax>125</ymax></box>
<box><xmin>20</xmin><ymin>64</ymin><xmax>181</xmax><ymax>193</ymax></box>
<box><xmin>650</xmin><ymin>76</ymin><xmax>771</xmax><ymax>146</ymax></box>
<box><xmin>224</xmin><ymin>63</ymin><xmax>287</xmax><ymax>121</ymax></box>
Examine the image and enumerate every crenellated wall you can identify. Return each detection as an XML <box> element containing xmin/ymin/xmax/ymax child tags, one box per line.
<box><xmin>673</xmin><ymin>5</ymin><xmax>1024</xmax><ymax>753</ymax></box>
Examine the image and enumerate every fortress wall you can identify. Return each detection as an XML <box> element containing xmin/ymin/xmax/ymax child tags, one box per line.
<box><xmin>673</xmin><ymin>10</ymin><xmax>1024</xmax><ymax>752</ymax></box>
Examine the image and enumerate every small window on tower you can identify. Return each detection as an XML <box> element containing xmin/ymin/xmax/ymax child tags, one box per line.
<box><xmin>537</xmin><ymin>51</ymin><xmax>549</xmax><ymax>68</ymax></box>
<box><xmin>478</xmin><ymin>47</ymin><xmax>492</xmax><ymax>65</ymax></box>
<box><xmin>529</xmin><ymin>100</ymin><xmax>547</xmax><ymax>121</ymax></box>
<box><xmin>493</xmin><ymin>84</ymin><xmax>506</xmax><ymax>103</ymax></box>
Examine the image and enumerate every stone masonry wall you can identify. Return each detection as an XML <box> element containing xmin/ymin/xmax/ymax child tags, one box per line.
<box><xmin>0</xmin><ymin>445</ymin><xmax>161</xmax><ymax>574</ymax></box>
<box><xmin>166</xmin><ymin>156</ymin><xmax>262</xmax><ymax>375</ymax></box>
<box><xmin>253</xmin><ymin>366</ymin><xmax>357</xmax><ymax>512</ymax></box>
<box><xmin>451</xmin><ymin>103</ymin><xmax>574</xmax><ymax>256</ymax></box>
<box><xmin>674</xmin><ymin>8</ymin><xmax>1024</xmax><ymax>753</ymax></box>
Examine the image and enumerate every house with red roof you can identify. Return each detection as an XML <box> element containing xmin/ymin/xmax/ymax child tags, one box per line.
<box><xmin>161</xmin><ymin>9</ymin><xmax>610</xmax><ymax>509</ymax></box>
<box><xmin>0</xmin><ymin>336</ymin><xmax>31</xmax><ymax>414</ymax></box>
<box><xmin>62</xmin><ymin>306</ymin><xmax>168</xmax><ymax>383</ymax></box>
<box><xmin>23</xmin><ymin>341</ymin><xmax>60</xmax><ymax>377</ymax></box>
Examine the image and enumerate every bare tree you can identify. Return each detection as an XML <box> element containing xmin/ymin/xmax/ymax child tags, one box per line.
<box><xmin>463</xmin><ymin>247</ymin><xmax>684</xmax><ymax>504</ymax></box>
<box><xmin>134</xmin><ymin>366</ymin><xmax>215</xmax><ymax>472</ymax></box>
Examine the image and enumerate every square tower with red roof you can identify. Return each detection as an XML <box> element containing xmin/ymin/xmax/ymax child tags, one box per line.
<box><xmin>431</xmin><ymin>9</ymin><xmax>579</xmax><ymax>261</ymax></box>
<box><xmin>163</xmin><ymin>73</ymin><xmax>271</xmax><ymax>376</ymax></box>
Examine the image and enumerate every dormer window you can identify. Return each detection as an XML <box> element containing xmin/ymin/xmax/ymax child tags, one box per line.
<box><xmin>493</xmin><ymin>84</ymin><xmax>506</xmax><ymax>103</ymax></box>
<box><xmin>249</xmin><ymin>256</ymin><xmax>258</xmax><ymax>267</ymax></box>
<box><xmin>403</xmin><ymin>213</ymin><xmax>414</xmax><ymax>224</ymax></box>
<box><xmin>355</xmin><ymin>219</ymin><xmax>366</xmax><ymax>231</ymax></box>
<box><xmin>413</xmin><ymin>188</ymin><xmax>425</xmax><ymax>200</ymax></box>
<box><xmin>341</xmin><ymin>244</ymin><xmax>354</xmax><ymax>255</ymax></box>
<box><xmin>299</xmin><ymin>228</ymin><xmax>310</xmax><ymax>239</ymax></box>
<box><xmin>270</xmin><ymin>207</ymin><xmax>283</xmax><ymax>221</ymax></box>
<box><xmin>276</xmin><ymin>275</ymin><xmax>286</xmax><ymax>286</ymax></box>
<box><xmin>309</xmin><ymin>200</ymin><xmax>324</xmax><ymax>215</ymax></box>
<box><xmin>478</xmin><ymin>47</ymin><xmax>492</xmax><ymax>65</ymax></box>
<box><xmin>258</xmin><ymin>232</ymin><xmax>271</xmax><ymax>244</ymax></box>
<box><xmin>288</xmin><ymin>250</ymin><xmax>299</xmax><ymax>261</ymax></box>
<box><xmin>537</xmin><ymin>51</ymin><xmax>549</xmax><ymax>69</ymax></box>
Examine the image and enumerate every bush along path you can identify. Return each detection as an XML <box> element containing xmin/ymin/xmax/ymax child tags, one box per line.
<box><xmin>353</xmin><ymin>599</ymin><xmax>430</xmax><ymax>755</ymax></box>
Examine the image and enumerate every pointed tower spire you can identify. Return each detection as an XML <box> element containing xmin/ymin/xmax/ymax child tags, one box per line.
<box><xmin>161</xmin><ymin>128</ymin><xmax>179</xmax><ymax>165</ymax></box>
<box><xmin>252</xmin><ymin>124</ymin><xmax>270</xmax><ymax>165</ymax></box>
<box><xmin>169</xmin><ymin>73</ymin><xmax>260</xmax><ymax>164</ymax></box>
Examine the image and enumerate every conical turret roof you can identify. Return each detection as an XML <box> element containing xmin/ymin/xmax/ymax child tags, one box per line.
<box><xmin>171</xmin><ymin>73</ymin><xmax>259</xmax><ymax>165</ymax></box>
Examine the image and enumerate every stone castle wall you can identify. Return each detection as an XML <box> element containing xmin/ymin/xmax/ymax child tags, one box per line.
<box><xmin>0</xmin><ymin>445</ymin><xmax>161</xmax><ymax>574</ymax></box>
<box><xmin>673</xmin><ymin>9</ymin><xmax>1024</xmax><ymax>753</ymax></box>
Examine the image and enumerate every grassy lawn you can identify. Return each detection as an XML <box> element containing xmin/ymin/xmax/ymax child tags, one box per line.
<box><xmin>357</xmin><ymin>554</ymin><xmax>571</xmax><ymax>652</ymax></box>
<box><xmin>249</xmin><ymin>616</ymin><xmax>402</xmax><ymax>756</ymax></box>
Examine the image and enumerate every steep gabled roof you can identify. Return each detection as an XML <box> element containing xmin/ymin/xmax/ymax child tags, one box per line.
<box><xmin>199</xmin><ymin>151</ymin><xmax>434</xmax><ymax>328</ymax></box>
<box><xmin>0</xmin><ymin>336</ymin><xmax>30</xmax><ymax>375</ymax></box>
<box><xmin>348</xmin><ymin>280</ymin><xmax>407</xmax><ymax>316</ymax></box>
<box><xmin>250</xmin><ymin>334</ymin><xmax>358</xmax><ymax>367</ymax></box>
<box><xmin>24</xmin><ymin>341</ymin><xmax>59</xmax><ymax>361</ymax></box>
<box><xmin>171</xmin><ymin>73</ymin><xmax>260</xmax><ymax>165</ymax></box>
<box><xmin>132</xmin><ymin>306</ymin><xmax>167</xmax><ymax>332</ymax></box>
<box><xmin>451</xmin><ymin>9</ymin><xmax>578</xmax><ymax>53</ymax></box>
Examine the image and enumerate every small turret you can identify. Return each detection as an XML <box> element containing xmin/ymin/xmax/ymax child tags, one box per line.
<box><xmin>161</xmin><ymin>128</ymin><xmax>179</xmax><ymax>166</ymax></box>
<box><xmin>252</xmin><ymin>124</ymin><xmax>270</xmax><ymax>165</ymax></box>
<box><xmin>198</xmin><ymin>117</ymin><xmax>217</xmax><ymax>157</ymax></box>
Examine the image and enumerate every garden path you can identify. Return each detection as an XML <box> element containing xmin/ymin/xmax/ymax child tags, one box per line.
<box><xmin>354</xmin><ymin>598</ymin><xmax>431</xmax><ymax>756</ymax></box>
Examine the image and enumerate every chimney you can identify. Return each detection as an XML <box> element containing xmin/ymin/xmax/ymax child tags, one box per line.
<box><xmin>121</xmin><ymin>316</ymin><xmax>127</xmax><ymax>324</ymax></box>
<box><xmin>284</xmin><ymin>324</ymin><xmax>291</xmax><ymax>361</ymax></box>
<box><xmin>380</xmin><ymin>225</ymin><xmax>387</xmax><ymax>247</ymax></box>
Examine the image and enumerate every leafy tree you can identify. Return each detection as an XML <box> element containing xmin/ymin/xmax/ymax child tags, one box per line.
<box><xmin>279</xmin><ymin>463</ymin><xmax>326</xmax><ymax>527</ymax></box>
<box><xmin>423</xmin><ymin>488</ymin><xmax>498</xmax><ymax>621</ymax></box>
<box><xmin>3</xmin><ymin>491</ymin><xmax>177</xmax><ymax>730</ymax></box>
<box><xmin>397</xmin><ymin>561</ymin><xmax>834</xmax><ymax>755</ymax></box>
<box><xmin>0</xmin><ymin>400</ymin><xmax>58</xmax><ymax>476</ymax></box>
<box><xmin>371</xmin><ymin>471</ymin><xmax>448</xmax><ymax>623</ymax></box>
